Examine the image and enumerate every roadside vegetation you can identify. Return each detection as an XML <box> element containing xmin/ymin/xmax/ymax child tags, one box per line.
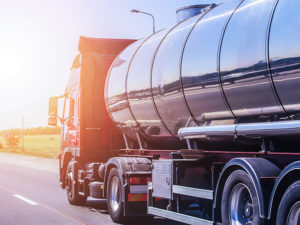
<box><xmin>0</xmin><ymin>127</ymin><xmax>60</xmax><ymax>158</ymax></box>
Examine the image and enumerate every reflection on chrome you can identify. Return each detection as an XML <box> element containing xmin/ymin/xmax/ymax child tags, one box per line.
<box><xmin>105</xmin><ymin>0</ymin><xmax>300</xmax><ymax>149</ymax></box>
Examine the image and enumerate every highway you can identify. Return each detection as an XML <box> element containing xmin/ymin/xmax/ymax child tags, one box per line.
<box><xmin>0</xmin><ymin>152</ymin><xmax>183</xmax><ymax>225</ymax></box>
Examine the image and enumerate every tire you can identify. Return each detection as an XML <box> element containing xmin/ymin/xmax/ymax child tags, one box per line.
<box><xmin>107</xmin><ymin>168</ymin><xmax>125</xmax><ymax>223</ymax></box>
<box><xmin>221</xmin><ymin>170</ymin><xmax>264</xmax><ymax>225</ymax></box>
<box><xmin>89</xmin><ymin>182</ymin><xmax>103</xmax><ymax>199</ymax></box>
<box><xmin>276</xmin><ymin>180</ymin><xmax>300</xmax><ymax>225</ymax></box>
<box><xmin>65</xmin><ymin>163</ymin><xmax>87</xmax><ymax>205</ymax></box>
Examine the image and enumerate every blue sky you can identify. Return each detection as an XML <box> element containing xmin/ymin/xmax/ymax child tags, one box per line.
<box><xmin>0</xmin><ymin>0</ymin><xmax>222</xmax><ymax>129</ymax></box>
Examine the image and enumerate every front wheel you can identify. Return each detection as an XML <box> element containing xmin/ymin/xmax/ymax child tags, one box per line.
<box><xmin>276</xmin><ymin>181</ymin><xmax>300</xmax><ymax>225</ymax></box>
<box><xmin>65</xmin><ymin>163</ymin><xmax>87</xmax><ymax>205</ymax></box>
<box><xmin>107</xmin><ymin>168</ymin><xmax>125</xmax><ymax>223</ymax></box>
<box><xmin>221</xmin><ymin>170</ymin><xmax>264</xmax><ymax>225</ymax></box>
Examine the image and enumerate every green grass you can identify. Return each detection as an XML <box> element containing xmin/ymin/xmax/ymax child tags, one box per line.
<box><xmin>0</xmin><ymin>135</ymin><xmax>60</xmax><ymax>158</ymax></box>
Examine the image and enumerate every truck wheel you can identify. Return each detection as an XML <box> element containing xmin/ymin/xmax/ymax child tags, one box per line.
<box><xmin>65</xmin><ymin>163</ymin><xmax>87</xmax><ymax>205</ymax></box>
<box><xmin>107</xmin><ymin>168</ymin><xmax>125</xmax><ymax>223</ymax></box>
<box><xmin>221</xmin><ymin>170</ymin><xmax>264</xmax><ymax>225</ymax></box>
<box><xmin>276</xmin><ymin>181</ymin><xmax>300</xmax><ymax>225</ymax></box>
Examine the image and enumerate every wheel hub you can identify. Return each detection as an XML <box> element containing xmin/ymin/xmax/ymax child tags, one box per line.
<box><xmin>66</xmin><ymin>172</ymin><xmax>73</xmax><ymax>198</ymax></box>
<box><xmin>286</xmin><ymin>201</ymin><xmax>300</xmax><ymax>225</ymax></box>
<box><xmin>229</xmin><ymin>183</ymin><xmax>254</xmax><ymax>225</ymax></box>
<box><xmin>110</xmin><ymin>176</ymin><xmax>120</xmax><ymax>212</ymax></box>
<box><xmin>244</xmin><ymin>201</ymin><xmax>253</xmax><ymax>217</ymax></box>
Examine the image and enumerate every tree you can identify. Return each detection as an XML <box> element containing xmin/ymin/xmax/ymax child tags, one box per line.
<box><xmin>5</xmin><ymin>136</ymin><xmax>20</xmax><ymax>150</ymax></box>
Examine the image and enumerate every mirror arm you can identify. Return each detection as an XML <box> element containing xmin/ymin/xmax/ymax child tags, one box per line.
<box><xmin>49</xmin><ymin>93</ymin><xmax>66</xmax><ymax>124</ymax></box>
<box><xmin>57</xmin><ymin>116</ymin><xmax>64</xmax><ymax>124</ymax></box>
<box><xmin>56</xmin><ymin>94</ymin><xmax>66</xmax><ymax>99</ymax></box>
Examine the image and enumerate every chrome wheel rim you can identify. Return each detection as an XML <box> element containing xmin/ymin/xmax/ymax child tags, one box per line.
<box><xmin>110</xmin><ymin>176</ymin><xmax>120</xmax><ymax>212</ymax></box>
<box><xmin>287</xmin><ymin>201</ymin><xmax>300</xmax><ymax>225</ymax></box>
<box><xmin>229</xmin><ymin>183</ymin><xmax>254</xmax><ymax>225</ymax></box>
<box><xmin>66</xmin><ymin>171</ymin><xmax>73</xmax><ymax>199</ymax></box>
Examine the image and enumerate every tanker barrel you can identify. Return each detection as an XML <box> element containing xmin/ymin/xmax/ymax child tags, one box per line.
<box><xmin>106</xmin><ymin>0</ymin><xmax>300</xmax><ymax>151</ymax></box>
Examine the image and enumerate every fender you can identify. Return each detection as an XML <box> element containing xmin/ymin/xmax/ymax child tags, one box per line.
<box><xmin>214</xmin><ymin>158</ymin><xmax>280</xmax><ymax>221</ymax></box>
<box><xmin>104</xmin><ymin>157</ymin><xmax>151</xmax><ymax>201</ymax></box>
<box><xmin>60</xmin><ymin>150</ymin><xmax>73</xmax><ymax>189</ymax></box>
<box><xmin>267</xmin><ymin>161</ymin><xmax>300</xmax><ymax>220</ymax></box>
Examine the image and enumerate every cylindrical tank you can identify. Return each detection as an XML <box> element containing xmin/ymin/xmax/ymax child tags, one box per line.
<box><xmin>105</xmin><ymin>0</ymin><xmax>300</xmax><ymax>150</ymax></box>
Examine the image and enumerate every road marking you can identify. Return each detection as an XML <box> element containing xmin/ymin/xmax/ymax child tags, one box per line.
<box><xmin>38</xmin><ymin>202</ymin><xmax>88</xmax><ymax>225</ymax></box>
<box><xmin>13</xmin><ymin>194</ymin><xmax>38</xmax><ymax>205</ymax></box>
<box><xmin>0</xmin><ymin>184</ymin><xmax>88</xmax><ymax>225</ymax></box>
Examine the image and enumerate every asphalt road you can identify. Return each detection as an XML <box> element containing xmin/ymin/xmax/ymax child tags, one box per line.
<box><xmin>0</xmin><ymin>152</ymin><xmax>183</xmax><ymax>225</ymax></box>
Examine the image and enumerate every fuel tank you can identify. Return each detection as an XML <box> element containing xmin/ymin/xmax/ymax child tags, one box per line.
<box><xmin>105</xmin><ymin>0</ymin><xmax>300</xmax><ymax>149</ymax></box>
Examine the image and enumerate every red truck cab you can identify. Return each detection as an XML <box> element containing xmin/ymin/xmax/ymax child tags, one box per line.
<box><xmin>49</xmin><ymin>37</ymin><xmax>136</xmax><ymax>189</ymax></box>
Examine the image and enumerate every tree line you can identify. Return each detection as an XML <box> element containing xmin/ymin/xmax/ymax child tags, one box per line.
<box><xmin>1</xmin><ymin>126</ymin><xmax>61</xmax><ymax>136</ymax></box>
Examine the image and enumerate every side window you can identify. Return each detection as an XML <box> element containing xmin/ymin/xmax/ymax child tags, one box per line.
<box><xmin>73</xmin><ymin>90</ymin><xmax>79</xmax><ymax>118</ymax></box>
<box><xmin>63</xmin><ymin>92</ymin><xmax>70</xmax><ymax>120</ymax></box>
<box><xmin>63</xmin><ymin>90</ymin><xmax>78</xmax><ymax>127</ymax></box>
<box><xmin>66</xmin><ymin>90</ymin><xmax>77</xmax><ymax>119</ymax></box>
<box><xmin>69</xmin><ymin>93</ymin><xmax>75</xmax><ymax>118</ymax></box>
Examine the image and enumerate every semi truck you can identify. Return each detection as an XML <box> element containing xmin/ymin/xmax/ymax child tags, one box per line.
<box><xmin>48</xmin><ymin>0</ymin><xmax>300</xmax><ymax>224</ymax></box>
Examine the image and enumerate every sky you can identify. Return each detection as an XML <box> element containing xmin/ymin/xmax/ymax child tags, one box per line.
<box><xmin>0</xmin><ymin>0</ymin><xmax>221</xmax><ymax>129</ymax></box>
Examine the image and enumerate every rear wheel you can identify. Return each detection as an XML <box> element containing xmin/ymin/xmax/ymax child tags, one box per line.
<box><xmin>221</xmin><ymin>170</ymin><xmax>264</xmax><ymax>225</ymax></box>
<box><xmin>107</xmin><ymin>168</ymin><xmax>125</xmax><ymax>223</ymax></box>
<box><xmin>65</xmin><ymin>163</ymin><xmax>87</xmax><ymax>205</ymax></box>
<box><xmin>276</xmin><ymin>181</ymin><xmax>300</xmax><ymax>225</ymax></box>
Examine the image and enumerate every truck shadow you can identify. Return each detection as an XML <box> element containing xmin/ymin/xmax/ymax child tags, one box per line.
<box><xmin>124</xmin><ymin>217</ymin><xmax>185</xmax><ymax>225</ymax></box>
<box><xmin>85</xmin><ymin>199</ymin><xmax>184</xmax><ymax>225</ymax></box>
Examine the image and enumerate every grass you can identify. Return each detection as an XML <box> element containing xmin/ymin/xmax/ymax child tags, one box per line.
<box><xmin>0</xmin><ymin>134</ymin><xmax>60</xmax><ymax>158</ymax></box>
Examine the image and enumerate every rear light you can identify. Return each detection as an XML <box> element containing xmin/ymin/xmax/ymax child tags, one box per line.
<box><xmin>129</xmin><ymin>177</ymin><xmax>149</xmax><ymax>185</ymax></box>
<box><xmin>154</xmin><ymin>197</ymin><xmax>162</xmax><ymax>201</ymax></box>
<box><xmin>128</xmin><ymin>193</ymin><xmax>147</xmax><ymax>202</ymax></box>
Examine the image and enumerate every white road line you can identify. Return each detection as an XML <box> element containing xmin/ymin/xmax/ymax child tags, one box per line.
<box><xmin>13</xmin><ymin>194</ymin><xmax>38</xmax><ymax>205</ymax></box>
<box><xmin>0</xmin><ymin>184</ymin><xmax>86</xmax><ymax>224</ymax></box>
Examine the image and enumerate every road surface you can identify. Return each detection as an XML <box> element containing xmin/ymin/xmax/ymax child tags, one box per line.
<box><xmin>0</xmin><ymin>152</ymin><xmax>183</xmax><ymax>225</ymax></box>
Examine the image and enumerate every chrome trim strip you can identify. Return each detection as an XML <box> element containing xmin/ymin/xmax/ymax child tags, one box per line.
<box><xmin>173</xmin><ymin>185</ymin><xmax>213</xmax><ymax>200</ymax></box>
<box><xmin>148</xmin><ymin>206</ymin><xmax>213</xmax><ymax>225</ymax></box>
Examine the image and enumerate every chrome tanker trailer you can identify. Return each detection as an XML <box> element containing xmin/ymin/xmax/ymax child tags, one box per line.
<box><xmin>106</xmin><ymin>0</ymin><xmax>300</xmax><ymax>152</ymax></box>
<box><xmin>49</xmin><ymin>0</ymin><xmax>300</xmax><ymax>224</ymax></box>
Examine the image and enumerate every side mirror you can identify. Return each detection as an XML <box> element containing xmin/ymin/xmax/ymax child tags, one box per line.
<box><xmin>48</xmin><ymin>117</ymin><xmax>57</xmax><ymax>126</ymax></box>
<box><xmin>49</xmin><ymin>97</ymin><xmax>58</xmax><ymax>117</ymax></box>
<box><xmin>48</xmin><ymin>97</ymin><xmax>58</xmax><ymax>126</ymax></box>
